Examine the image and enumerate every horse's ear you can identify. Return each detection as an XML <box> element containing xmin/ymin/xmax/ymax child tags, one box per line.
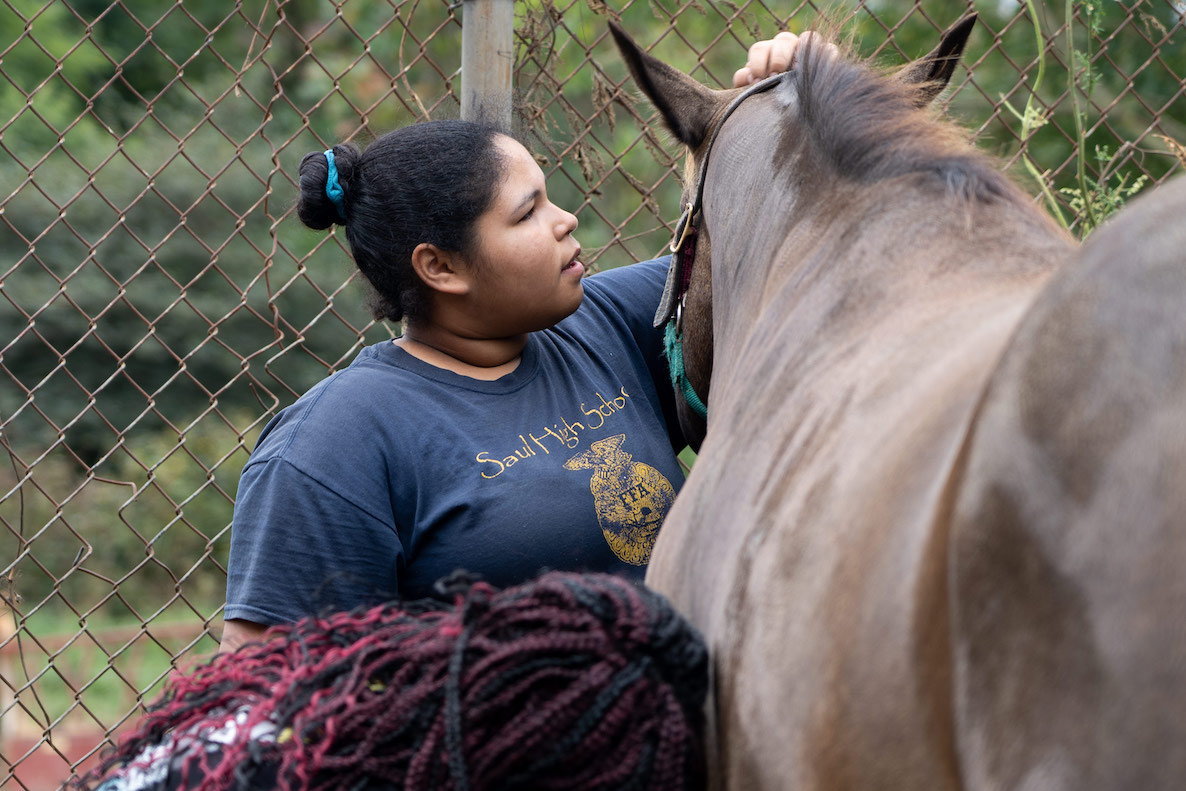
<box><xmin>609</xmin><ymin>21</ymin><xmax>722</xmax><ymax>148</ymax></box>
<box><xmin>897</xmin><ymin>13</ymin><xmax>977</xmax><ymax>107</ymax></box>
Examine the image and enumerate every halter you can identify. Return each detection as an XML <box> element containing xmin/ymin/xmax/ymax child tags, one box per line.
<box><xmin>656</xmin><ymin>72</ymin><xmax>787</xmax><ymax>421</ymax></box>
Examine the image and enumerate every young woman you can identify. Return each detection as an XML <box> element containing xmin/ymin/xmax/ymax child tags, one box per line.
<box><xmin>221</xmin><ymin>32</ymin><xmax>812</xmax><ymax>652</ymax></box>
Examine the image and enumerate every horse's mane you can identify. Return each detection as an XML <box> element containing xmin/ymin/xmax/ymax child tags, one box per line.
<box><xmin>787</xmin><ymin>36</ymin><xmax>1020</xmax><ymax>204</ymax></box>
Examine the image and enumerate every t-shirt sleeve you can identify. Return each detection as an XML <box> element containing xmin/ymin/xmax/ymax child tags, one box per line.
<box><xmin>586</xmin><ymin>256</ymin><xmax>671</xmax><ymax>348</ymax></box>
<box><xmin>583</xmin><ymin>256</ymin><xmax>686</xmax><ymax>451</ymax></box>
<box><xmin>225</xmin><ymin>456</ymin><xmax>404</xmax><ymax>625</ymax></box>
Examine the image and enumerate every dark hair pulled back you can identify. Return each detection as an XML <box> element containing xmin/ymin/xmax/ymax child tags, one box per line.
<box><xmin>298</xmin><ymin>121</ymin><xmax>506</xmax><ymax>324</ymax></box>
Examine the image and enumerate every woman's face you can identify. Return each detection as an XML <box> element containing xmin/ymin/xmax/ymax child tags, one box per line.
<box><xmin>460</xmin><ymin>135</ymin><xmax>584</xmax><ymax>336</ymax></box>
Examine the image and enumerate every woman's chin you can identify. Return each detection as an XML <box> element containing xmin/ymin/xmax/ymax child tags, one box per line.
<box><xmin>540</xmin><ymin>287</ymin><xmax>585</xmax><ymax>330</ymax></box>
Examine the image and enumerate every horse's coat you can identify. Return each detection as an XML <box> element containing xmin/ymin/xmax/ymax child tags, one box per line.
<box><xmin>612</xmin><ymin>17</ymin><xmax>1186</xmax><ymax>790</ymax></box>
<box><xmin>951</xmin><ymin>174</ymin><xmax>1186</xmax><ymax>789</ymax></box>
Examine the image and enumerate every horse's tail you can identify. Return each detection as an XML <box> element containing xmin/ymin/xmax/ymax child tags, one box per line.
<box><xmin>947</xmin><ymin>174</ymin><xmax>1186</xmax><ymax>789</ymax></box>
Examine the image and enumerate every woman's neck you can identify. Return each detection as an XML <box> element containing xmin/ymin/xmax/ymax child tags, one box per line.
<box><xmin>394</xmin><ymin>325</ymin><xmax>526</xmax><ymax>380</ymax></box>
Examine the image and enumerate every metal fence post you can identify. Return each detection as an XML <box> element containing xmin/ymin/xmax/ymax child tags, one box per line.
<box><xmin>460</xmin><ymin>0</ymin><xmax>514</xmax><ymax>129</ymax></box>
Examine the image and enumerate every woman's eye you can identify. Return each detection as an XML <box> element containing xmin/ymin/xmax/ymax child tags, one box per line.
<box><xmin>518</xmin><ymin>207</ymin><xmax>536</xmax><ymax>223</ymax></box>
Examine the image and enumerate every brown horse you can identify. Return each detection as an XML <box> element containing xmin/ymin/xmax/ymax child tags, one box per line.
<box><xmin>612</xmin><ymin>16</ymin><xmax>1186</xmax><ymax>790</ymax></box>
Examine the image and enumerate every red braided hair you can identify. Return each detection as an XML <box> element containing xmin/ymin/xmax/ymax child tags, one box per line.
<box><xmin>77</xmin><ymin>571</ymin><xmax>708</xmax><ymax>791</ymax></box>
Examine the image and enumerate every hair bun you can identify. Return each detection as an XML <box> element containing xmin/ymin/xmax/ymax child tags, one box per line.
<box><xmin>297</xmin><ymin>144</ymin><xmax>360</xmax><ymax>230</ymax></box>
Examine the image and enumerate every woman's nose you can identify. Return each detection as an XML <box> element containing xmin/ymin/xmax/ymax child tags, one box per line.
<box><xmin>556</xmin><ymin>207</ymin><xmax>578</xmax><ymax>238</ymax></box>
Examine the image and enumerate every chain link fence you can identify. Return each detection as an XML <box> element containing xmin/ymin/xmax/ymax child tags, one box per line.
<box><xmin>2</xmin><ymin>0</ymin><xmax>1183</xmax><ymax>787</ymax></box>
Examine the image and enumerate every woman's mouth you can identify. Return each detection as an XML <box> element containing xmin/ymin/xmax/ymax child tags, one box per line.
<box><xmin>562</xmin><ymin>251</ymin><xmax>583</xmax><ymax>275</ymax></box>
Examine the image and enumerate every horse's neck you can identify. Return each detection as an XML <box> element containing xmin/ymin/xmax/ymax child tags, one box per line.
<box><xmin>708</xmin><ymin>176</ymin><xmax>1073</xmax><ymax>402</ymax></box>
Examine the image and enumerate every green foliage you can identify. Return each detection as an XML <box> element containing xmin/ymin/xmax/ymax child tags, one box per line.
<box><xmin>3</xmin><ymin>412</ymin><xmax>260</xmax><ymax>620</ymax></box>
<box><xmin>997</xmin><ymin>0</ymin><xmax>1182</xmax><ymax>236</ymax></box>
<box><xmin>0</xmin><ymin>2</ymin><xmax>409</xmax><ymax>463</ymax></box>
<box><xmin>1</xmin><ymin>3</ymin><xmax>468</xmax><ymax>671</ymax></box>
<box><xmin>1000</xmin><ymin>0</ymin><xmax>1068</xmax><ymax>225</ymax></box>
<box><xmin>1059</xmin><ymin>145</ymin><xmax>1151</xmax><ymax>234</ymax></box>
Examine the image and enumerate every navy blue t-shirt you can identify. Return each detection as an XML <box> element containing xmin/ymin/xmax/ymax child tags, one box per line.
<box><xmin>225</xmin><ymin>258</ymin><xmax>684</xmax><ymax>624</ymax></box>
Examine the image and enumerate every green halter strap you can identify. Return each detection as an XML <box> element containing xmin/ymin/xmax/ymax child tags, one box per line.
<box><xmin>664</xmin><ymin>318</ymin><xmax>708</xmax><ymax>420</ymax></box>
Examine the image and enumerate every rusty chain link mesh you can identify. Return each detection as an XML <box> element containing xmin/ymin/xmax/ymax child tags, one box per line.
<box><xmin>1</xmin><ymin>0</ymin><xmax>1182</xmax><ymax>787</ymax></box>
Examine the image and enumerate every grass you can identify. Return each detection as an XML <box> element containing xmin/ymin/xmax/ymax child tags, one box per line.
<box><xmin>3</xmin><ymin>605</ymin><xmax>220</xmax><ymax>736</ymax></box>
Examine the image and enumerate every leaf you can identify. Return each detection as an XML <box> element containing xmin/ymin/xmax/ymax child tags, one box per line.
<box><xmin>574</xmin><ymin>146</ymin><xmax>594</xmax><ymax>184</ymax></box>
<box><xmin>1072</xmin><ymin>50</ymin><xmax>1099</xmax><ymax>95</ymax></box>
<box><xmin>592</xmin><ymin>72</ymin><xmax>616</xmax><ymax>134</ymax></box>
<box><xmin>1082</xmin><ymin>0</ymin><xmax>1104</xmax><ymax>37</ymax></box>
<box><xmin>1000</xmin><ymin>96</ymin><xmax>1048</xmax><ymax>133</ymax></box>
<box><xmin>1059</xmin><ymin>170</ymin><xmax>1150</xmax><ymax>235</ymax></box>
<box><xmin>573</xmin><ymin>143</ymin><xmax>605</xmax><ymax>190</ymax></box>
<box><xmin>1156</xmin><ymin>134</ymin><xmax>1186</xmax><ymax>168</ymax></box>
<box><xmin>1139</xmin><ymin>11</ymin><xmax>1169</xmax><ymax>41</ymax></box>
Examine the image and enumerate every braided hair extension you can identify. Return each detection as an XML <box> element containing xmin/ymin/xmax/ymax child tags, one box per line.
<box><xmin>77</xmin><ymin>572</ymin><xmax>709</xmax><ymax>791</ymax></box>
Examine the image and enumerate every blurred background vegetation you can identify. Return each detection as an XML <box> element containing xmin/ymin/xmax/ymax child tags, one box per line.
<box><xmin>1</xmin><ymin>0</ymin><xmax>1183</xmax><ymax>778</ymax></box>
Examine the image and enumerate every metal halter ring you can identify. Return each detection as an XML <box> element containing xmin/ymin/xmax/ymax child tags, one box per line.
<box><xmin>670</xmin><ymin>203</ymin><xmax>695</xmax><ymax>253</ymax></box>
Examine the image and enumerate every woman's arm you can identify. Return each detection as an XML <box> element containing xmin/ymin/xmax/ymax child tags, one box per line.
<box><xmin>225</xmin><ymin>453</ymin><xmax>405</xmax><ymax>626</ymax></box>
<box><xmin>219</xmin><ymin>618</ymin><xmax>270</xmax><ymax>654</ymax></box>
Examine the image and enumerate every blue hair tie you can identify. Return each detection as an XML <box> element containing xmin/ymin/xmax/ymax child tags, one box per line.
<box><xmin>323</xmin><ymin>148</ymin><xmax>347</xmax><ymax>221</ymax></box>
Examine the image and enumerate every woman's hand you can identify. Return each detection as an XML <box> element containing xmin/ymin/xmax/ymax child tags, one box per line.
<box><xmin>733</xmin><ymin>31</ymin><xmax>839</xmax><ymax>87</ymax></box>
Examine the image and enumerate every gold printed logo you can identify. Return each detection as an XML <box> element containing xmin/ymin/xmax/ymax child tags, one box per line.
<box><xmin>562</xmin><ymin>433</ymin><xmax>675</xmax><ymax>565</ymax></box>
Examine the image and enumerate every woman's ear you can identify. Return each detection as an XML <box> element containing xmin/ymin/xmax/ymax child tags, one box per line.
<box><xmin>411</xmin><ymin>242</ymin><xmax>471</xmax><ymax>296</ymax></box>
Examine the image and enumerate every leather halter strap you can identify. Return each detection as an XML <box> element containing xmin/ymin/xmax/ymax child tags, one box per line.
<box><xmin>652</xmin><ymin>71</ymin><xmax>787</xmax><ymax>329</ymax></box>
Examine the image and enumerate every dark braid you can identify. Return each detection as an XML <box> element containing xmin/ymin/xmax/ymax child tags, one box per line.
<box><xmin>77</xmin><ymin>572</ymin><xmax>708</xmax><ymax>791</ymax></box>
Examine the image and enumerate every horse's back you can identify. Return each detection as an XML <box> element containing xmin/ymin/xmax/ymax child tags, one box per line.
<box><xmin>951</xmin><ymin>175</ymin><xmax>1186</xmax><ymax>789</ymax></box>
